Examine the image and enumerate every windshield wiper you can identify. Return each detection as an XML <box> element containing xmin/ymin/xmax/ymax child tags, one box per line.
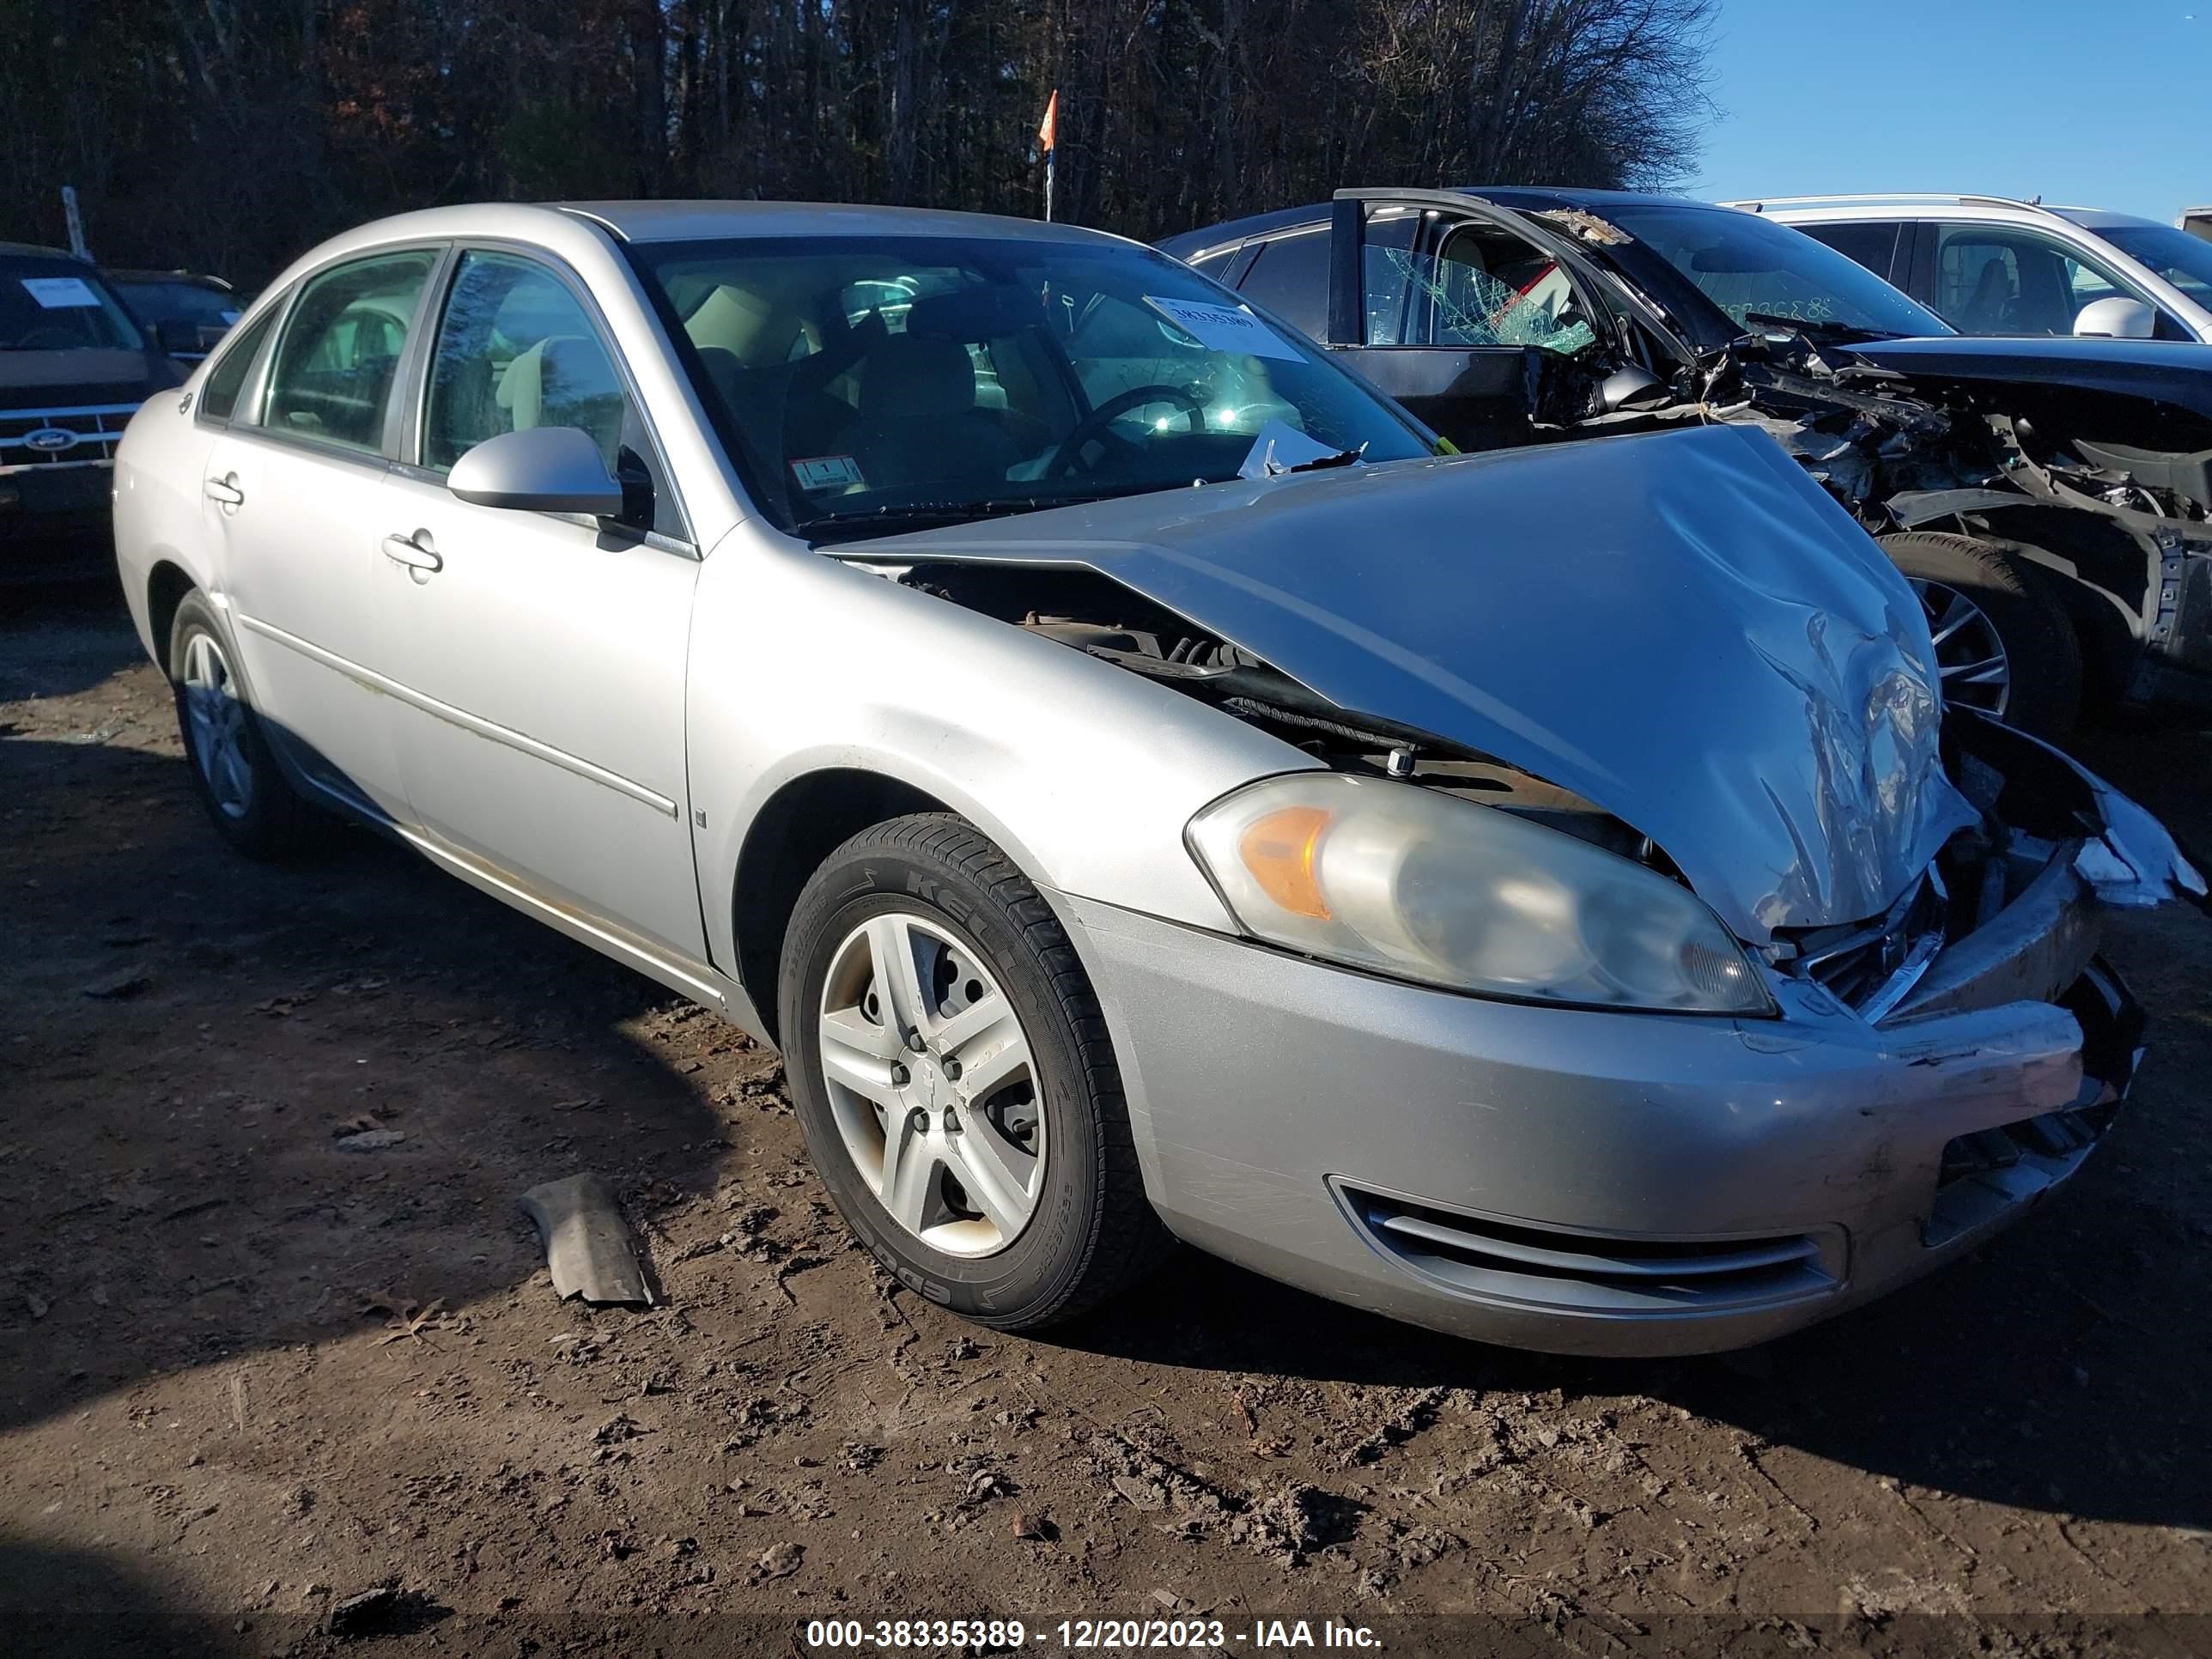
<box><xmin>800</xmin><ymin>495</ymin><xmax>1105</xmax><ymax>543</ymax></box>
<box><xmin>1739</xmin><ymin>311</ymin><xmax>1901</xmax><ymax>344</ymax></box>
<box><xmin>1237</xmin><ymin>422</ymin><xmax>1367</xmax><ymax>479</ymax></box>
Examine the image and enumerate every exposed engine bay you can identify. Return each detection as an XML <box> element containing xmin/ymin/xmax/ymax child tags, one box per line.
<box><xmin>898</xmin><ymin>559</ymin><xmax>1674</xmax><ymax>877</ymax></box>
<box><xmin>1526</xmin><ymin>249</ymin><xmax>2212</xmax><ymax>705</ymax></box>
<box><xmin>888</xmin><ymin>550</ymin><xmax>2205</xmax><ymax>1009</ymax></box>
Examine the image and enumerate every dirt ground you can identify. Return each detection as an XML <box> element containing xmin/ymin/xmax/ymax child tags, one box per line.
<box><xmin>3</xmin><ymin>580</ymin><xmax>2210</xmax><ymax>1659</ymax></box>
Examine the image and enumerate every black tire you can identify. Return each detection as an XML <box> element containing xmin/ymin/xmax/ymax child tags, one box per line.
<box><xmin>1877</xmin><ymin>531</ymin><xmax>2083</xmax><ymax>742</ymax></box>
<box><xmin>778</xmin><ymin>814</ymin><xmax>1170</xmax><ymax>1330</ymax></box>
<box><xmin>167</xmin><ymin>589</ymin><xmax>320</xmax><ymax>860</ymax></box>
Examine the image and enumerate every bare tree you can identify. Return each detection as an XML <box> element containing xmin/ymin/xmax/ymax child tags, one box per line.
<box><xmin>0</xmin><ymin>0</ymin><xmax>1714</xmax><ymax>287</ymax></box>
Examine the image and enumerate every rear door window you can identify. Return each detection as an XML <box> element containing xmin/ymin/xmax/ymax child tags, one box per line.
<box><xmin>260</xmin><ymin>250</ymin><xmax>438</xmax><ymax>453</ymax></box>
<box><xmin>1799</xmin><ymin>221</ymin><xmax>1902</xmax><ymax>283</ymax></box>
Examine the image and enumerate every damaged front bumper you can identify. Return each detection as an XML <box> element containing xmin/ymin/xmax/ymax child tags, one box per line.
<box><xmin>1066</xmin><ymin>714</ymin><xmax>2201</xmax><ymax>1357</ymax></box>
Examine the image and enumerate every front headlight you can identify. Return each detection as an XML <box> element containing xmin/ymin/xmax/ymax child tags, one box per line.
<box><xmin>1185</xmin><ymin>773</ymin><xmax>1772</xmax><ymax>1014</ymax></box>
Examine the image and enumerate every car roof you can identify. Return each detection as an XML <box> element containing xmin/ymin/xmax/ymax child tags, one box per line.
<box><xmin>2048</xmin><ymin>206</ymin><xmax>2172</xmax><ymax>232</ymax></box>
<box><xmin>263</xmin><ymin>201</ymin><xmax>1150</xmax><ymax>308</ymax></box>
<box><xmin>107</xmin><ymin>268</ymin><xmax>232</xmax><ymax>288</ymax></box>
<box><xmin>1729</xmin><ymin>197</ymin><xmax>2176</xmax><ymax>236</ymax></box>
<box><xmin>1155</xmin><ymin>188</ymin><xmax>1728</xmax><ymax>263</ymax></box>
<box><xmin>1457</xmin><ymin>185</ymin><xmax>1702</xmax><ymax>211</ymax></box>
<box><xmin>0</xmin><ymin>241</ymin><xmax>86</xmax><ymax>263</ymax></box>
<box><xmin>555</xmin><ymin>199</ymin><xmax>1126</xmax><ymax>247</ymax></box>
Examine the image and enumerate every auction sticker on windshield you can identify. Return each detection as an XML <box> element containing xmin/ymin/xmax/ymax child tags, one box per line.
<box><xmin>20</xmin><ymin>276</ymin><xmax>102</xmax><ymax>309</ymax></box>
<box><xmin>1144</xmin><ymin>295</ymin><xmax>1303</xmax><ymax>362</ymax></box>
<box><xmin>792</xmin><ymin>455</ymin><xmax>866</xmax><ymax>491</ymax></box>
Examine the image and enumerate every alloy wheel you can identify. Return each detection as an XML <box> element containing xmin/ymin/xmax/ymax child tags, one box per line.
<box><xmin>816</xmin><ymin>912</ymin><xmax>1046</xmax><ymax>1258</ymax></box>
<box><xmin>181</xmin><ymin>630</ymin><xmax>255</xmax><ymax>819</ymax></box>
<box><xmin>1910</xmin><ymin>578</ymin><xmax>2012</xmax><ymax>716</ymax></box>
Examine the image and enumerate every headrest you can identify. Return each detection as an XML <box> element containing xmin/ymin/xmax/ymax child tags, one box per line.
<box><xmin>905</xmin><ymin>285</ymin><xmax>1047</xmax><ymax>342</ymax></box>
<box><xmin>859</xmin><ymin>333</ymin><xmax>977</xmax><ymax>420</ymax></box>
<box><xmin>497</xmin><ymin>335</ymin><xmax>616</xmax><ymax>431</ymax></box>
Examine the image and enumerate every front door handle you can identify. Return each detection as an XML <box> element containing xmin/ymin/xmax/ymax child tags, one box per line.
<box><xmin>381</xmin><ymin>532</ymin><xmax>444</xmax><ymax>574</ymax></box>
<box><xmin>203</xmin><ymin>475</ymin><xmax>244</xmax><ymax>507</ymax></box>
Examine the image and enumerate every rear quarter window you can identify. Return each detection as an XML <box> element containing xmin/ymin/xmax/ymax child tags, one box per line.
<box><xmin>196</xmin><ymin>305</ymin><xmax>280</xmax><ymax>425</ymax></box>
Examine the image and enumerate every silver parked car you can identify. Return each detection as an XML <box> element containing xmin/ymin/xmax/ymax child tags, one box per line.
<box><xmin>113</xmin><ymin>203</ymin><xmax>2204</xmax><ymax>1356</ymax></box>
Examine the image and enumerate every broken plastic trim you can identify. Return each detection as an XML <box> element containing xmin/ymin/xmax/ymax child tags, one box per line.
<box><xmin>1946</xmin><ymin>708</ymin><xmax>2208</xmax><ymax>913</ymax></box>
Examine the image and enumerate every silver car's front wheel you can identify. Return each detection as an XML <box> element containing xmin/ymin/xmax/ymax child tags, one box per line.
<box><xmin>817</xmin><ymin>912</ymin><xmax>1046</xmax><ymax>1258</ymax></box>
<box><xmin>780</xmin><ymin>814</ymin><xmax>1170</xmax><ymax>1330</ymax></box>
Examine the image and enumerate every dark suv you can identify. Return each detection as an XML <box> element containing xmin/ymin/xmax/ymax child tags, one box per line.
<box><xmin>1163</xmin><ymin>189</ymin><xmax>2212</xmax><ymax>740</ymax></box>
<box><xmin>3</xmin><ymin>243</ymin><xmax>181</xmax><ymax>578</ymax></box>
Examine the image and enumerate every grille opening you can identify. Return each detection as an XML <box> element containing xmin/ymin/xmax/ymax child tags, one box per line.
<box><xmin>1341</xmin><ymin>1186</ymin><xmax>1838</xmax><ymax>1315</ymax></box>
<box><xmin>0</xmin><ymin>404</ymin><xmax>137</xmax><ymax>469</ymax></box>
<box><xmin>1781</xmin><ymin>868</ymin><xmax>1948</xmax><ymax>1018</ymax></box>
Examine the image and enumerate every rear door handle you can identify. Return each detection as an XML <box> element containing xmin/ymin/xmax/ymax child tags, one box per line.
<box><xmin>203</xmin><ymin>475</ymin><xmax>243</xmax><ymax>507</ymax></box>
<box><xmin>381</xmin><ymin>532</ymin><xmax>443</xmax><ymax>574</ymax></box>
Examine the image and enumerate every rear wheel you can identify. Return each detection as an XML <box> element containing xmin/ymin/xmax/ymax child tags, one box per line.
<box><xmin>1877</xmin><ymin>531</ymin><xmax>2082</xmax><ymax>741</ymax></box>
<box><xmin>779</xmin><ymin>815</ymin><xmax>1170</xmax><ymax>1329</ymax></box>
<box><xmin>167</xmin><ymin>590</ymin><xmax>319</xmax><ymax>859</ymax></box>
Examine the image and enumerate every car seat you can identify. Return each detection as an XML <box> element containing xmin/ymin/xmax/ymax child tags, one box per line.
<box><xmin>836</xmin><ymin>333</ymin><xmax>1020</xmax><ymax>490</ymax></box>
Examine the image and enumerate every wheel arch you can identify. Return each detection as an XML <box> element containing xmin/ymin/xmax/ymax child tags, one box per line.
<box><xmin>146</xmin><ymin>560</ymin><xmax>198</xmax><ymax>674</ymax></box>
<box><xmin>731</xmin><ymin>767</ymin><xmax>957</xmax><ymax>1048</ymax></box>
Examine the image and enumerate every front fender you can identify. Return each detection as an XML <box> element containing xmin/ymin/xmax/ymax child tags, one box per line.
<box><xmin>684</xmin><ymin>528</ymin><xmax>1315</xmax><ymax>976</ymax></box>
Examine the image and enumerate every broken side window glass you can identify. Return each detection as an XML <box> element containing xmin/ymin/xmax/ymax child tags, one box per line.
<box><xmin>1382</xmin><ymin>225</ymin><xmax>1597</xmax><ymax>357</ymax></box>
<box><xmin>1360</xmin><ymin>209</ymin><xmax>1421</xmax><ymax>345</ymax></box>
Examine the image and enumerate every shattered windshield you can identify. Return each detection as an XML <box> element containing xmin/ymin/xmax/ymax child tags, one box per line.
<box><xmin>1597</xmin><ymin>204</ymin><xmax>1952</xmax><ymax>342</ymax></box>
<box><xmin>629</xmin><ymin>234</ymin><xmax>1431</xmax><ymax>537</ymax></box>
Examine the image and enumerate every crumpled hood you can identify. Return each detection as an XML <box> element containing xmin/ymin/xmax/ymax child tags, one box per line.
<box><xmin>853</xmin><ymin>423</ymin><xmax>1981</xmax><ymax>944</ymax></box>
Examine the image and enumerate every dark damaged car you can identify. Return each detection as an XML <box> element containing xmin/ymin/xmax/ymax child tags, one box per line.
<box><xmin>1163</xmin><ymin>188</ymin><xmax>2212</xmax><ymax>741</ymax></box>
<box><xmin>114</xmin><ymin>202</ymin><xmax>2205</xmax><ymax>1355</ymax></box>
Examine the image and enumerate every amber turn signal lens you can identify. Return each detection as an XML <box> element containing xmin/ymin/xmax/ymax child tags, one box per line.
<box><xmin>1237</xmin><ymin>805</ymin><xmax>1334</xmax><ymax>919</ymax></box>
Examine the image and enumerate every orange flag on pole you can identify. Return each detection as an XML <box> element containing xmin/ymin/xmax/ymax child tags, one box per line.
<box><xmin>1038</xmin><ymin>89</ymin><xmax>1058</xmax><ymax>153</ymax></box>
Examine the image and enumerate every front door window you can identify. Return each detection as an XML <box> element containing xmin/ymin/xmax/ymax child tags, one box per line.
<box><xmin>1394</xmin><ymin>222</ymin><xmax>1596</xmax><ymax>356</ymax></box>
<box><xmin>1933</xmin><ymin>224</ymin><xmax>2146</xmax><ymax>336</ymax></box>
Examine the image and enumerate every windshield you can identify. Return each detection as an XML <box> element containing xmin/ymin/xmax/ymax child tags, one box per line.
<box><xmin>629</xmin><ymin>234</ymin><xmax>1431</xmax><ymax>537</ymax></box>
<box><xmin>1598</xmin><ymin>204</ymin><xmax>1954</xmax><ymax>342</ymax></box>
<box><xmin>2100</xmin><ymin>225</ymin><xmax>2212</xmax><ymax>308</ymax></box>
<box><xmin>1</xmin><ymin>258</ymin><xmax>146</xmax><ymax>351</ymax></box>
<box><xmin>115</xmin><ymin>280</ymin><xmax>241</xmax><ymax>330</ymax></box>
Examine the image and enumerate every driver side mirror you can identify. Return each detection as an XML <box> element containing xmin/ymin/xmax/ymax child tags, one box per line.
<box><xmin>2075</xmin><ymin>297</ymin><xmax>2156</xmax><ymax>340</ymax></box>
<box><xmin>153</xmin><ymin>319</ymin><xmax>202</xmax><ymax>357</ymax></box>
<box><xmin>448</xmin><ymin>426</ymin><xmax>625</xmax><ymax>517</ymax></box>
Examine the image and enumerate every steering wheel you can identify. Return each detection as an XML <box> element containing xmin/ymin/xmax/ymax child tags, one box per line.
<box><xmin>1046</xmin><ymin>383</ymin><xmax>1209</xmax><ymax>477</ymax></box>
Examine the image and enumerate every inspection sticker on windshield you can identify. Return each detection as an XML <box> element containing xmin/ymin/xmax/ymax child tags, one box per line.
<box><xmin>1143</xmin><ymin>296</ymin><xmax>1302</xmax><ymax>362</ymax></box>
<box><xmin>20</xmin><ymin>276</ymin><xmax>101</xmax><ymax>309</ymax></box>
<box><xmin>791</xmin><ymin>454</ymin><xmax>865</xmax><ymax>491</ymax></box>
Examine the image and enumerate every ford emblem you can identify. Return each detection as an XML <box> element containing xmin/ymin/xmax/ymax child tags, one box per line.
<box><xmin>24</xmin><ymin>427</ymin><xmax>79</xmax><ymax>454</ymax></box>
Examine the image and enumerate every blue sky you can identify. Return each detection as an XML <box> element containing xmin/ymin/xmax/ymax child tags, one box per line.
<box><xmin>1686</xmin><ymin>1</ymin><xmax>2209</xmax><ymax>220</ymax></box>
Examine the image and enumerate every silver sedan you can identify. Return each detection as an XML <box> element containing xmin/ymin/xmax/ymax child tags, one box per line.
<box><xmin>112</xmin><ymin>202</ymin><xmax>2204</xmax><ymax>1356</ymax></box>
